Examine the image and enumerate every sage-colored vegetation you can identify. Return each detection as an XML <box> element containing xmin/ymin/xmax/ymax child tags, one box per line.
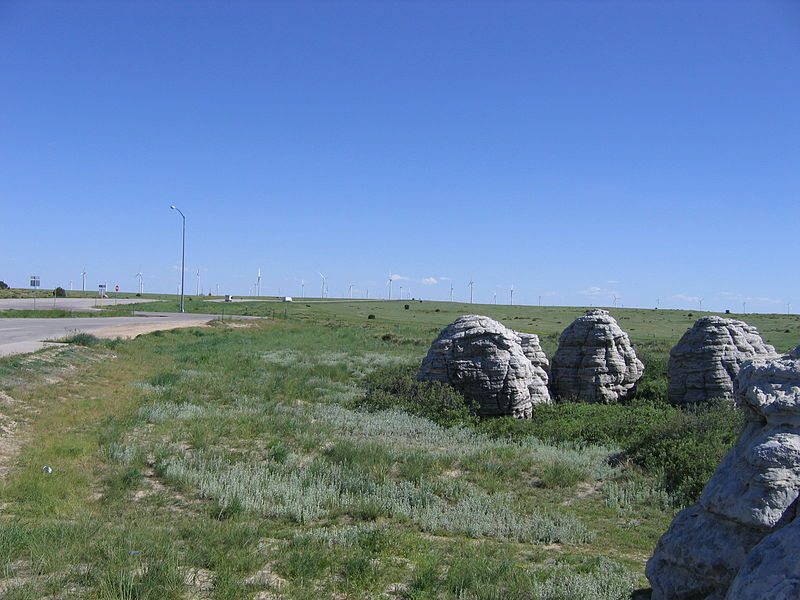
<box><xmin>1</xmin><ymin>298</ymin><xmax>798</xmax><ymax>598</ymax></box>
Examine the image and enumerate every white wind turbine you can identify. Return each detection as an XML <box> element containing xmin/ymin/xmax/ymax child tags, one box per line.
<box><xmin>387</xmin><ymin>273</ymin><xmax>393</xmax><ymax>300</ymax></box>
<box><xmin>469</xmin><ymin>277</ymin><xmax>474</xmax><ymax>304</ymax></box>
<box><xmin>256</xmin><ymin>268</ymin><xmax>262</xmax><ymax>296</ymax></box>
<box><xmin>348</xmin><ymin>282</ymin><xmax>354</xmax><ymax>299</ymax></box>
<box><xmin>300</xmin><ymin>279</ymin><xmax>306</xmax><ymax>298</ymax></box>
<box><xmin>319</xmin><ymin>272</ymin><xmax>326</xmax><ymax>298</ymax></box>
<box><xmin>81</xmin><ymin>268</ymin><xmax>87</xmax><ymax>292</ymax></box>
<box><xmin>449</xmin><ymin>283</ymin><xmax>454</xmax><ymax>303</ymax></box>
<box><xmin>196</xmin><ymin>269</ymin><xmax>201</xmax><ymax>295</ymax></box>
<box><xmin>510</xmin><ymin>285</ymin><xmax>514</xmax><ymax>306</ymax></box>
<box><xmin>136</xmin><ymin>271</ymin><xmax>144</xmax><ymax>294</ymax></box>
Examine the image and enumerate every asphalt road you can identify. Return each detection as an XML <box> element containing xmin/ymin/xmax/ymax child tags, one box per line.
<box><xmin>0</xmin><ymin>312</ymin><xmax>219</xmax><ymax>357</ymax></box>
<box><xmin>0</xmin><ymin>298</ymin><xmax>156</xmax><ymax>312</ymax></box>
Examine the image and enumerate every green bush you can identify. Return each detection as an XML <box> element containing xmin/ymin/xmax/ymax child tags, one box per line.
<box><xmin>480</xmin><ymin>399</ymin><xmax>742</xmax><ymax>507</ymax></box>
<box><xmin>353</xmin><ymin>365</ymin><xmax>479</xmax><ymax>427</ymax></box>
<box><xmin>0</xmin><ymin>281</ymin><xmax>8</xmax><ymax>290</ymax></box>
<box><xmin>64</xmin><ymin>332</ymin><xmax>101</xmax><ymax>347</ymax></box>
<box><xmin>625</xmin><ymin>400</ymin><xmax>743</xmax><ymax>505</ymax></box>
<box><xmin>54</xmin><ymin>287</ymin><xmax>66</xmax><ymax>297</ymax></box>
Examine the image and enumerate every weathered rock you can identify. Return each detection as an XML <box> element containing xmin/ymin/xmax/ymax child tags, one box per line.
<box><xmin>668</xmin><ymin>316</ymin><xmax>776</xmax><ymax>406</ymax></box>
<box><xmin>550</xmin><ymin>309</ymin><xmax>644</xmax><ymax>403</ymax></box>
<box><xmin>724</xmin><ymin>515</ymin><xmax>800</xmax><ymax>600</ymax></box>
<box><xmin>647</xmin><ymin>347</ymin><xmax>800</xmax><ymax>600</ymax></box>
<box><xmin>516</xmin><ymin>332</ymin><xmax>551</xmax><ymax>407</ymax></box>
<box><xmin>417</xmin><ymin>315</ymin><xmax>551</xmax><ymax>418</ymax></box>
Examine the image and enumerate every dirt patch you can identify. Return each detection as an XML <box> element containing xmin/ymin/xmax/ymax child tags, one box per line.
<box><xmin>91</xmin><ymin>320</ymin><xmax>212</xmax><ymax>339</ymax></box>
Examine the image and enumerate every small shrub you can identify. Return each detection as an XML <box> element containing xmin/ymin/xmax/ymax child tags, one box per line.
<box><xmin>404</xmin><ymin>304</ymin><xmax>410</xmax><ymax>310</ymax></box>
<box><xmin>367</xmin><ymin>314</ymin><xmax>376</xmax><ymax>320</ymax></box>
<box><xmin>64</xmin><ymin>332</ymin><xmax>100</xmax><ymax>347</ymax></box>
<box><xmin>0</xmin><ymin>281</ymin><xmax>8</xmax><ymax>290</ymax></box>
<box><xmin>54</xmin><ymin>287</ymin><xmax>66</xmax><ymax>297</ymax></box>
<box><xmin>355</xmin><ymin>365</ymin><xmax>478</xmax><ymax>427</ymax></box>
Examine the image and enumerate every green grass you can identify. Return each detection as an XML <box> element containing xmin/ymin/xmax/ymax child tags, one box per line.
<box><xmin>0</xmin><ymin>300</ymin><xmax>797</xmax><ymax>598</ymax></box>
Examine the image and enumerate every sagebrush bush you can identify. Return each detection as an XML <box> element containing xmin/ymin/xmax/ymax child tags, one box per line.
<box><xmin>354</xmin><ymin>364</ymin><xmax>479</xmax><ymax>427</ymax></box>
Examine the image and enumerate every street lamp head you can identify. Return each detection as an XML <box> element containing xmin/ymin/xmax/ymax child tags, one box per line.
<box><xmin>170</xmin><ymin>205</ymin><xmax>176</xmax><ymax>210</ymax></box>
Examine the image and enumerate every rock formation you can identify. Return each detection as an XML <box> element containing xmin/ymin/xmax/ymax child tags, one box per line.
<box><xmin>647</xmin><ymin>346</ymin><xmax>800</xmax><ymax>600</ymax></box>
<box><xmin>550</xmin><ymin>309</ymin><xmax>644</xmax><ymax>403</ymax></box>
<box><xmin>516</xmin><ymin>332</ymin><xmax>551</xmax><ymax>408</ymax></box>
<box><xmin>668</xmin><ymin>316</ymin><xmax>776</xmax><ymax>405</ymax></box>
<box><xmin>417</xmin><ymin>315</ymin><xmax>551</xmax><ymax>418</ymax></box>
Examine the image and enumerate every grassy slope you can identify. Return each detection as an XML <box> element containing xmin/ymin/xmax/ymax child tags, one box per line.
<box><xmin>0</xmin><ymin>303</ymin><xmax>798</xmax><ymax>599</ymax></box>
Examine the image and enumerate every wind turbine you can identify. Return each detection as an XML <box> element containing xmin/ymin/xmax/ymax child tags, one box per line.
<box><xmin>493</xmin><ymin>291</ymin><xmax>497</xmax><ymax>304</ymax></box>
<box><xmin>469</xmin><ymin>277</ymin><xmax>474</xmax><ymax>304</ymax></box>
<box><xmin>319</xmin><ymin>272</ymin><xmax>326</xmax><ymax>298</ymax></box>
<box><xmin>449</xmin><ymin>283</ymin><xmax>454</xmax><ymax>303</ymax></box>
<box><xmin>348</xmin><ymin>282</ymin><xmax>354</xmax><ymax>299</ymax></box>
<box><xmin>81</xmin><ymin>269</ymin><xmax>87</xmax><ymax>292</ymax></box>
<box><xmin>612</xmin><ymin>294</ymin><xmax>618</xmax><ymax>307</ymax></box>
<box><xmin>510</xmin><ymin>285</ymin><xmax>514</xmax><ymax>306</ymax></box>
<box><xmin>300</xmin><ymin>280</ymin><xmax>306</xmax><ymax>298</ymax></box>
<box><xmin>136</xmin><ymin>271</ymin><xmax>144</xmax><ymax>294</ymax></box>
<box><xmin>387</xmin><ymin>273</ymin><xmax>393</xmax><ymax>300</ymax></box>
<box><xmin>256</xmin><ymin>268</ymin><xmax>262</xmax><ymax>296</ymax></box>
<box><xmin>699</xmin><ymin>298</ymin><xmax>703</xmax><ymax>311</ymax></box>
<box><xmin>196</xmin><ymin>269</ymin><xmax>201</xmax><ymax>296</ymax></box>
<box><xmin>399</xmin><ymin>285</ymin><xmax>403</xmax><ymax>300</ymax></box>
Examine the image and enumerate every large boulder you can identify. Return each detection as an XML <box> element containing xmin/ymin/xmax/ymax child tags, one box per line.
<box><xmin>550</xmin><ymin>309</ymin><xmax>644</xmax><ymax>403</ymax></box>
<box><xmin>668</xmin><ymin>316</ymin><xmax>776</xmax><ymax>405</ymax></box>
<box><xmin>647</xmin><ymin>347</ymin><xmax>800</xmax><ymax>600</ymax></box>
<box><xmin>417</xmin><ymin>315</ymin><xmax>551</xmax><ymax>418</ymax></box>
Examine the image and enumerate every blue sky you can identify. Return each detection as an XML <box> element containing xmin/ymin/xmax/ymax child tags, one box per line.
<box><xmin>1</xmin><ymin>1</ymin><xmax>798</xmax><ymax>312</ymax></box>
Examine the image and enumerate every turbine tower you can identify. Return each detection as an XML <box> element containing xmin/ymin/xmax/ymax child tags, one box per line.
<box><xmin>300</xmin><ymin>280</ymin><xmax>305</xmax><ymax>298</ymax></box>
<box><xmin>81</xmin><ymin>269</ymin><xmax>87</xmax><ymax>292</ymax></box>
<box><xmin>387</xmin><ymin>273</ymin><xmax>393</xmax><ymax>300</ymax></box>
<box><xmin>136</xmin><ymin>271</ymin><xmax>144</xmax><ymax>294</ymax></box>
<box><xmin>318</xmin><ymin>272</ymin><xmax>326</xmax><ymax>298</ymax></box>
<box><xmin>196</xmin><ymin>269</ymin><xmax>201</xmax><ymax>296</ymax></box>
<box><xmin>348</xmin><ymin>282</ymin><xmax>354</xmax><ymax>299</ymax></box>
<box><xmin>510</xmin><ymin>285</ymin><xmax>514</xmax><ymax>306</ymax></box>
<box><xmin>256</xmin><ymin>268</ymin><xmax>262</xmax><ymax>296</ymax></box>
<box><xmin>449</xmin><ymin>283</ymin><xmax>454</xmax><ymax>303</ymax></box>
<box><xmin>469</xmin><ymin>278</ymin><xmax>474</xmax><ymax>304</ymax></box>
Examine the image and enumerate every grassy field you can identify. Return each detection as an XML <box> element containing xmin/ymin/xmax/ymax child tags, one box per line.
<box><xmin>0</xmin><ymin>300</ymin><xmax>798</xmax><ymax>599</ymax></box>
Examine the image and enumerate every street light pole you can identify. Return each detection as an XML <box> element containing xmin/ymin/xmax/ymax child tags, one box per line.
<box><xmin>170</xmin><ymin>205</ymin><xmax>186</xmax><ymax>313</ymax></box>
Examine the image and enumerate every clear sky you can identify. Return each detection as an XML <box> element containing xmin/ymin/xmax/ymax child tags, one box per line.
<box><xmin>1</xmin><ymin>1</ymin><xmax>798</xmax><ymax>312</ymax></box>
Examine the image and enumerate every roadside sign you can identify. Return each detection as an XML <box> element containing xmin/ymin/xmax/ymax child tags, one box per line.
<box><xmin>115</xmin><ymin>285</ymin><xmax>120</xmax><ymax>292</ymax></box>
<box><xmin>30</xmin><ymin>276</ymin><xmax>40</xmax><ymax>287</ymax></box>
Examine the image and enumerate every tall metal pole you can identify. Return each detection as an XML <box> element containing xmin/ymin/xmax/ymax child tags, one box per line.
<box><xmin>170</xmin><ymin>205</ymin><xmax>186</xmax><ymax>313</ymax></box>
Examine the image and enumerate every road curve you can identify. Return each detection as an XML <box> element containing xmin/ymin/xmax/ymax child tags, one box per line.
<box><xmin>0</xmin><ymin>312</ymin><xmax>240</xmax><ymax>357</ymax></box>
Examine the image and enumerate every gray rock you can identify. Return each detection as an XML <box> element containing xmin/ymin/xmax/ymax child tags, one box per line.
<box><xmin>725</xmin><ymin>515</ymin><xmax>800</xmax><ymax>600</ymax></box>
<box><xmin>668</xmin><ymin>316</ymin><xmax>776</xmax><ymax>406</ymax></box>
<box><xmin>516</xmin><ymin>332</ymin><xmax>551</xmax><ymax>408</ymax></box>
<box><xmin>417</xmin><ymin>315</ymin><xmax>551</xmax><ymax>418</ymax></box>
<box><xmin>647</xmin><ymin>347</ymin><xmax>800</xmax><ymax>600</ymax></box>
<box><xmin>550</xmin><ymin>309</ymin><xmax>644</xmax><ymax>403</ymax></box>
